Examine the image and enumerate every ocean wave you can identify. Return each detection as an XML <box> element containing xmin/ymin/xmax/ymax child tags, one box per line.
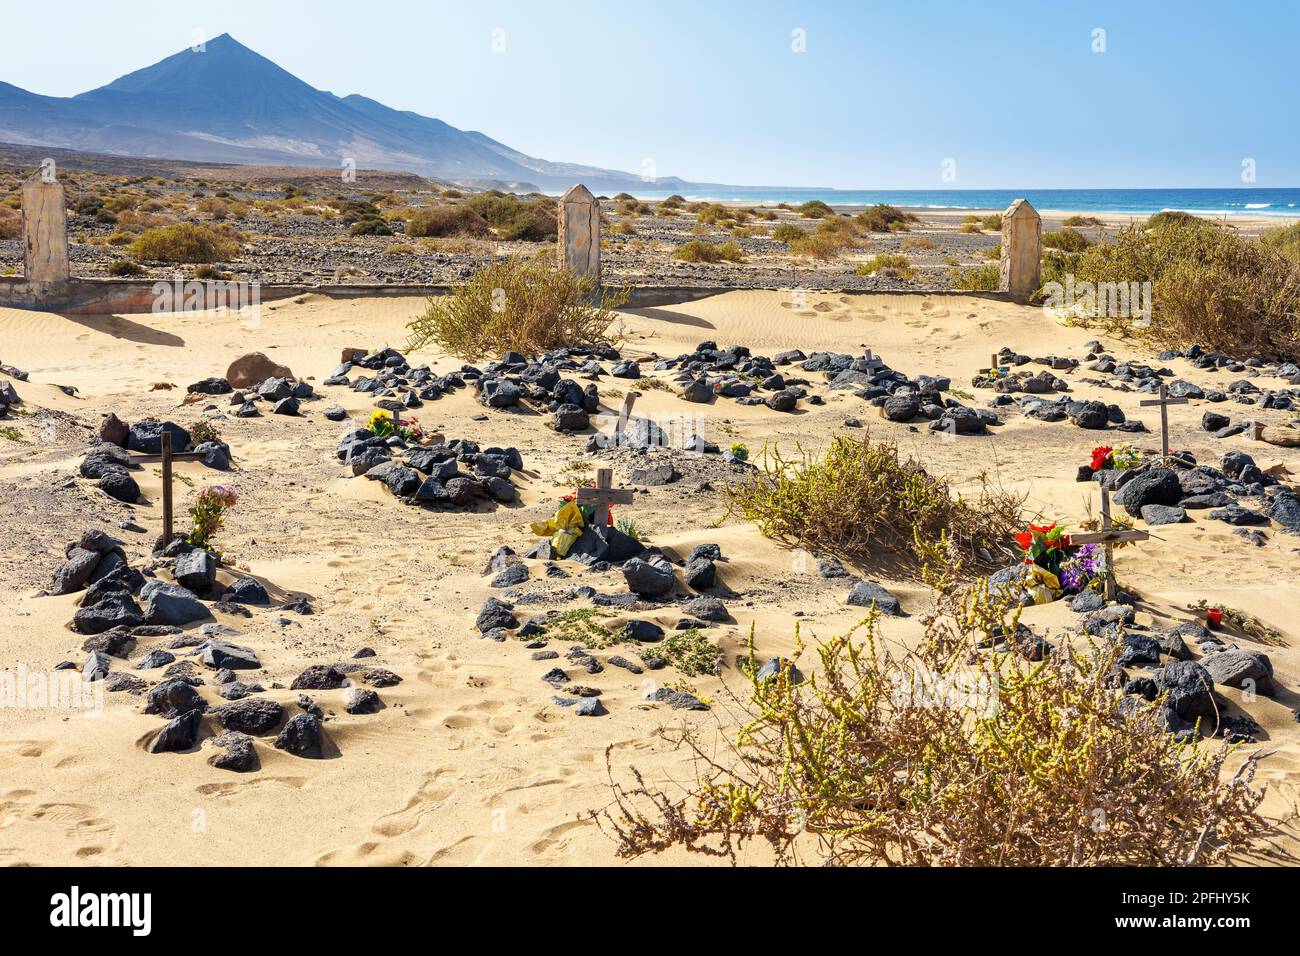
<box><xmin>1245</xmin><ymin>203</ymin><xmax>1272</xmax><ymax>209</ymax></box>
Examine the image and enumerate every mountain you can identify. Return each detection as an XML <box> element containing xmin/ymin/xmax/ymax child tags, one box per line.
<box><xmin>0</xmin><ymin>34</ymin><xmax>704</xmax><ymax>192</ymax></box>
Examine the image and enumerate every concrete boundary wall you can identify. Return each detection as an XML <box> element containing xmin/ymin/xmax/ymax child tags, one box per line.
<box><xmin>0</xmin><ymin>276</ymin><xmax>1012</xmax><ymax>316</ymax></box>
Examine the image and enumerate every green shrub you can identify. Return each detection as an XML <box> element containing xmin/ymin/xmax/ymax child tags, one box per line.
<box><xmin>1061</xmin><ymin>215</ymin><xmax>1102</xmax><ymax>228</ymax></box>
<box><xmin>407</xmin><ymin>205</ymin><xmax>491</xmax><ymax>238</ymax></box>
<box><xmin>1042</xmin><ymin>227</ymin><xmax>1091</xmax><ymax>252</ymax></box>
<box><xmin>796</xmin><ymin>200</ymin><xmax>834</xmax><ymax>219</ymax></box>
<box><xmin>405</xmin><ymin>254</ymin><xmax>627</xmax><ymax>359</ymax></box>
<box><xmin>130</xmin><ymin>223</ymin><xmax>239</xmax><ymax>263</ymax></box>
<box><xmin>982</xmin><ymin>213</ymin><xmax>1003</xmax><ymax>230</ymax></box>
<box><xmin>1145</xmin><ymin>210</ymin><xmax>1205</xmax><ymax>230</ymax></box>
<box><xmin>948</xmin><ymin>262</ymin><xmax>1000</xmax><ymax>291</ymax></box>
<box><xmin>674</xmin><ymin>240</ymin><xmax>743</xmax><ymax>263</ymax></box>
<box><xmin>349</xmin><ymin>217</ymin><xmax>393</xmax><ymax>237</ymax></box>
<box><xmin>855</xmin><ymin>204</ymin><xmax>917</xmax><ymax>232</ymax></box>
<box><xmin>725</xmin><ymin>434</ymin><xmax>1022</xmax><ymax>569</ymax></box>
<box><xmin>597</xmin><ymin>586</ymin><xmax>1268</xmax><ymax>866</ymax></box>
<box><xmin>856</xmin><ymin>253</ymin><xmax>915</xmax><ymax>279</ymax></box>
<box><xmin>1261</xmin><ymin>222</ymin><xmax>1300</xmax><ymax>262</ymax></box>
<box><xmin>466</xmin><ymin>193</ymin><xmax>558</xmax><ymax>240</ymax></box>
<box><xmin>771</xmin><ymin>223</ymin><xmax>804</xmax><ymax>244</ymax></box>
<box><xmin>107</xmin><ymin>260</ymin><xmax>146</xmax><ymax>277</ymax></box>
<box><xmin>1039</xmin><ymin>222</ymin><xmax>1300</xmax><ymax>358</ymax></box>
<box><xmin>640</xmin><ymin>628</ymin><xmax>721</xmax><ymax>677</ymax></box>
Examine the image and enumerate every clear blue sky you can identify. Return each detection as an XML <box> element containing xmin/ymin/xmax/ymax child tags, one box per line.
<box><xmin>5</xmin><ymin>0</ymin><xmax>1297</xmax><ymax>188</ymax></box>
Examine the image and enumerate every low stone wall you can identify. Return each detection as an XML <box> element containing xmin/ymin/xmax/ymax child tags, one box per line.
<box><xmin>0</xmin><ymin>276</ymin><xmax>1012</xmax><ymax>316</ymax></box>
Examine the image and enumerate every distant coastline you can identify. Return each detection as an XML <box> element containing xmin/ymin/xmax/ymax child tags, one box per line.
<box><xmin>618</xmin><ymin>186</ymin><xmax>1300</xmax><ymax>219</ymax></box>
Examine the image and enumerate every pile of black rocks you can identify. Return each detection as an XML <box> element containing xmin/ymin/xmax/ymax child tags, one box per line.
<box><xmin>48</xmin><ymin>529</ymin><xmax>390</xmax><ymax>768</ymax></box>
<box><xmin>1077</xmin><ymin>449</ymin><xmax>1300</xmax><ymax>536</ymax></box>
<box><xmin>189</xmin><ymin>372</ymin><xmax>317</xmax><ymax>418</ymax></box>
<box><xmin>79</xmin><ymin>415</ymin><xmax>232</xmax><ymax>504</ymax></box>
<box><xmin>336</xmin><ymin>429</ymin><xmax>522</xmax><ymax>507</ymax></box>
<box><xmin>650</xmin><ymin>341</ymin><xmax>816</xmax><ymax>413</ymax></box>
<box><xmin>325</xmin><ymin>346</ymin><xmax>472</xmax><ymax>415</ymax></box>
<box><xmin>471</xmin><ymin>348</ymin><xmax>609</xmax><ymax>431</ymax></box>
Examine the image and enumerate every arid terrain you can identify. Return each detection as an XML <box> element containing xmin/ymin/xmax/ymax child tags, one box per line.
<box><xmin>1</xmin><ymin>281</ymin><xmax>1298</xmax><ymax>866</ymax></box>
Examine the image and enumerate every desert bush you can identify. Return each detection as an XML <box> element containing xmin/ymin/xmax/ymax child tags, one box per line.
<box><xmin>725</xmin><ymin>434</ymin><xmax>1021</xmax><ymax>569</ymax></box>
<box><xmin>130</xmin><ymin>223</ymin><xmax>239</xmax><ymax>263</ymax></box>
<box><xmin>982</xmin><ymin>213</ymin><xmax>1003</xmax><ymax>230</ymax></box>
<box><xmin>441</xmin><ymin>189</ymin><xmax>464</xmax><ymax>199</ymax></box>
<box><xmin>855</xmin><ymin>203</ymin><xmax>917</xmax><ymax>232</ymax></box>
<box><xmin>616</xmin><ymin>199</ymin><xmax>651</xmax><ymax>217</ymax></box>
<box><xmin>949</xmin><ymin>262</ymin><xmax>1001</xmax><ymax>291</ymax></box>
<box><xmin>0</xmin><ymin>206</ymin><xmax>20</xmax><ymax>240</ymax></box>
<box><xmin>1062</xmin><ymin>215</ymin><xmax>1102</xmax><ymax>228</ymax></box>
<box><xmin>107</xmin><ymin>260</ymin><xmax>146</xmax><ymax>277</ymax></box>
<box><xmin>1042</xmin><ymin>227</ymin><xmax>1091</xmax><ymax>252</ymax></box>
<box><xmin>1146</xmin><ymin>210</ymin><xmax>1205</xmax><ymax>230</ymax></box>
<box><xmin>466</xmin><ymin>193</ymin><xmax>558</xmax><ymax>241</ymax></box>
<box><xmin>596</xmin><ymin>585</ymin><xmax>1268</xmax><ymax>866</ymax></box>
<box><xmin>407</xmin><ymin>204</ymin><xmax>491</xmax><ymax>239</ymax></box>
<box><xmin>770</xmin><ymin>223</ymin><xmax>804</xmax><ymax>244</ymax></box>
<box><xmin>694</xmin><ymin>203</ymin><xmax>731</xmax><ymax>226</ymax></box>
<box><xmin>796</xmin><ymin>200</ymin><xmax>834</xmax><ymax>219</ymax></box>
<box><xmin>675</xmin><ymin>240</ymin><xmax>743</xmax><ymax>263</ymax></box>
<box><xmin>856</xmin><ymin>253</ymin><xmax>915</xmax><ymax>279</ymax></box>
<box><xmin>405</xmin><ymin>255</ymin><xmax>626</xmax><ymax>359</ymax></box>
<box><xmin>1261</xmin><ymin>221</ymin><xmax>1300</xmax><ymax>262</ymax></box>
<box><xmin>610</xmin><ymin>218</ymin><xmax>637</xmax><ymax>236</ymax></box>
<box><xmin>1040</xmin><ymin>221</ymin><xmax>1300</xmax><ymax>358</ymax></box>
<box><xmin>958</xmin><ymin>221</ymin><xmax>982</xmax><ymax>234</ymax></box>
<box><xmin>640</xmin><ymin>628</ymin><xmax>721</xmax><ymax>677</ymax></box>
<box><xmin>349</xmin><ymin>217</ymin><xmax>393</xmax><ymax>237</ymax></box>
<box><xmin>901</xmin><ymin>236</ymin><xmax>937</xmax><ymax>251</ymax></box>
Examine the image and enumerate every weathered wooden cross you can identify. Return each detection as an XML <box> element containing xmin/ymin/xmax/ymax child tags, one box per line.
<box><xmin>862</xmin><ymin>349</ymin><xmax>884</xmax><ymax>372</ymax></box>
<box><xmin>576</xmin><ymin>467</ymin><xmax>634</xmax><ymax>528</ymax></box>
<box><xmin>129</xmin><ymin>432</ymin><xmax>208</xmax><ymax>545</ymax></box>
<box><xmin>614</xmin><ymin>390</ymin><xmax>641</xmax><ymax>447</ymax></box>
<box><xmin>1139</xmin><ymin>382</ymin><xmax>1188</xmax><ymax>458</ymax></box>
<box><xmin>1067</xmin><ymin>486</ymin><xmax>1150</xmax><ymax>601</ymax></box>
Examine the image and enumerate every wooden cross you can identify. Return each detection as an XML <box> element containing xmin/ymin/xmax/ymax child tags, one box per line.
<box><xmin>1067</xmin><ymin>487</ymin><xmax>1150</xmax><ymax>601</ymax></box>
<box><xmin>576</xmin><ymin>467</ymin><xmax>634</xmax><ymax>528</ymax></box>
<box><xmin>1139</xmin><ymin>382</ymin><xmax>1188</xmax><ymax>458</ymax></box>
<box><xmin>861</xmin><ymin>349</ymin><xmax>884</xmax><ymax>372</ymax></box>
<box><xmin>614</xmin><ymin>390</ymin><xmax>640</xmax><ymax>447</ymax></box>
<box><xmin>161</xmin><ymin>431</ymin><xmax>174</xmax><ymax>545</ymax></box>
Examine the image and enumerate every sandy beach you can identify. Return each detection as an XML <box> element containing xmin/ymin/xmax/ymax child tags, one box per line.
<box><xmin>2</xmin><ymin>286</ymin><xmax>1297</xmax><ymax>866</ymax></box>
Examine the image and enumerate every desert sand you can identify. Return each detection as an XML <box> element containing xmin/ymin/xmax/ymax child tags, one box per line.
<box><xmin>1</xmin><ymin>288</ymin><xmax>1298</xmax><ymax>866</ymax></box>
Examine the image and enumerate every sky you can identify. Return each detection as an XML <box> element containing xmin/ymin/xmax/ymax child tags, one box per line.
<box><xmin>4</xmin><ymin>0</ymin><xmax>1298</xmax><ymax>189</ymax></box>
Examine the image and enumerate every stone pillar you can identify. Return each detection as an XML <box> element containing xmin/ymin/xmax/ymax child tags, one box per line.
<box><xmin>557</xmin><ymin>183</ymin><xmax>600</xmax><ymax>283</ymax></box>
<box><xmin>999</xmin><ymin>198</ymin><xmax>1041</xmax><ymax>303</ymax></box>
<box><xmin>21</xmin><ymin>170</ymin><xmax>70</xmax><ymax>287</ymax></box>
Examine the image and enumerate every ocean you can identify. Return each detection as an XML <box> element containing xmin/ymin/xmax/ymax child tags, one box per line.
<box><xmin>624</xmin><ymin>187</ymin><xmax>1300</xmax><ymax>218</ymax></box>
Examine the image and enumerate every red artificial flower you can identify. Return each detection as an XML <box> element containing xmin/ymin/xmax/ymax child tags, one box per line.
<box><xmin>1090</xmin><ymin>446</ymin><xmax>1113</xmax><ymax>471</ymax></box>
<box><xmin>1015</xmin><ymin>531</ymin><xmax>1033</xmax><ymax>550</ymax></box>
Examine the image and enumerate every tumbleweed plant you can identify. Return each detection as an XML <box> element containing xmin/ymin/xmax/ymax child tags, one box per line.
<box><xmin>594</xmin><ymin>581</ymin><xmax>1268</xmax><ymax>866</ymax></box>
<box><xmin>725</xmin><ymin>434</ymin><xmax>1022</xmax><ymax>572</ymax></box>
<box><xmin>406</xmin><ymin>255</ymin><xmax>627</xmax><ymax>359</ymax></box>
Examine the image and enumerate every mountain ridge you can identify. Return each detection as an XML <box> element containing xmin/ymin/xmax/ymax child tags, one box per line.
<box><xmin>0</xmin><ymin>33</ymin><xmax>707</xmax><ymax>192</ymax></box>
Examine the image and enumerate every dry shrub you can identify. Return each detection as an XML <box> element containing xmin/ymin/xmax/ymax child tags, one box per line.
<box><xmin>948</xmin><ymin>262</ymin><xmax>1000</xmax><ymax>291</ymax></box>
<box><xmin>465</xmin><ymin>192</ymin><xmax>557</xmax><ymax>241</ymax></box>
<box><xmin>1043</xmin><ymin>220</ymin><xmax>1300</xmax><ymax>359</ymax></box>
<box><xmin>856</xmin><ymin>253</ymin><xmax>915</xmax><ymax>279</ymax></box>
<box><xmin>855</xmin><ymin>203</ymin><xmax>918</xmax><ymax>232</ymax></box>
<box><xmin>405</xmin><ymin>254</ymin><xmax>626</xmax><ymax>359</ymax></box>
<box><xmin>0</xmin><ymin>206</ymin><xmax>20</xmax><ymax>240</ymax></box>
<box><xmin>595</xmin><ymin>584</ymin><xmax>1269</xmax><ymax>866</ymax></box>
<box><xmin>675</xmin><ymin>240</ymin><xmax>743</xmax><ymax>263</ymax></box>
<box><xmin>725</xmin><ymin>434</ymin><xmax>1021</xmax><ymax>570</ymax></box>
<box><xmin>407</xmin><ymin>205</ymin><xmax>490</xmax><ymax>239</ymax></box>
<box><xmin>1042</xmin><ymin>226</ymin><xmax>1091</xmax><ymax>252</ymax></box>
<box><xmin>130</xmin><ymin>223</ymin><xmax>240</xmax><ymax>263</ymax></box>
<box><xmin>901</xmin><ymin>236</ymin><xmax>937</xmax><ymax>251</ymax></box>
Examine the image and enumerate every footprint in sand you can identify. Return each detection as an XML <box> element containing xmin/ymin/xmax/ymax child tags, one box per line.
<box><xmin>371</xmin><ymin>768</ymin><xmax>461</xmax><ymax>837</ymax></box>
